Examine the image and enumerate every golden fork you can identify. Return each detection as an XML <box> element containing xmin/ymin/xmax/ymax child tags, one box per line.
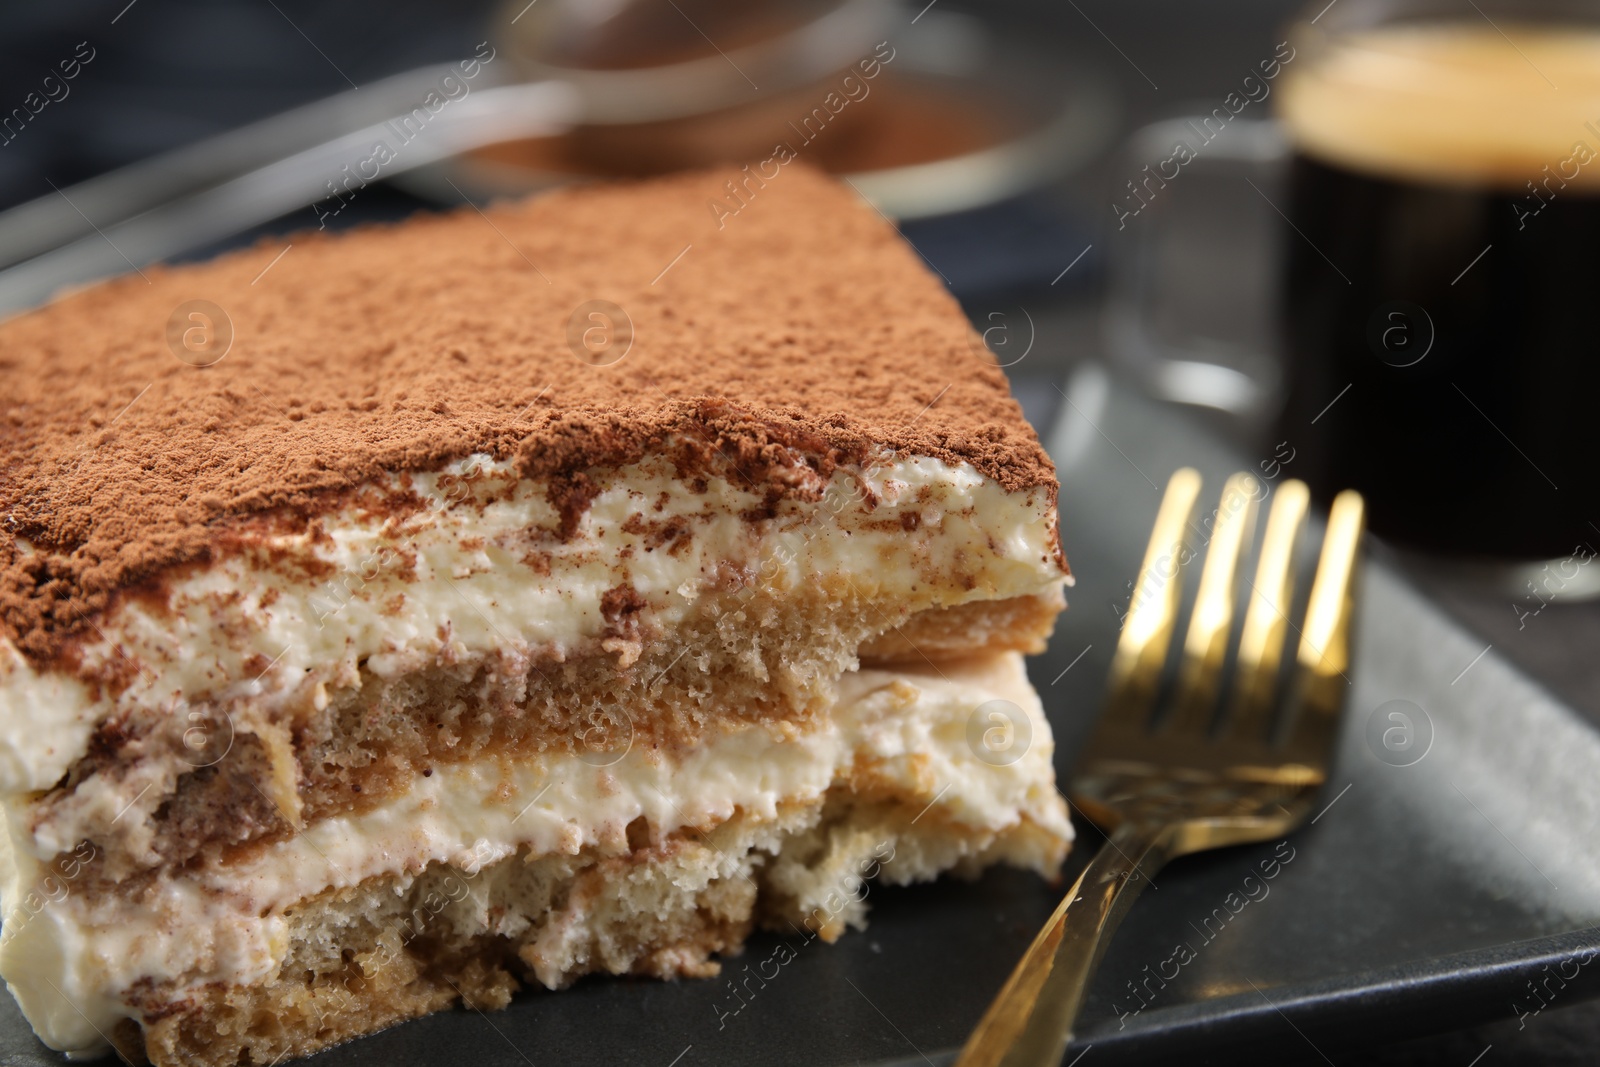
<box><xmin>955</xmin><ymin>468</ymin><xmax>1365</xmax><ymax>1067</ymax></box>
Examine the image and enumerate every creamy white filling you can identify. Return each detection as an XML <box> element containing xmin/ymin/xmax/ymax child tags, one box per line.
<box><xmin>0</xmin><ymin>653</ymin><xmax>1070</xmax><ymax>1056</ymax></box>
<box><xmin>0</xmin><ymin>451</ymin><xmax>1064</xmax><ymax>797</ymax></box>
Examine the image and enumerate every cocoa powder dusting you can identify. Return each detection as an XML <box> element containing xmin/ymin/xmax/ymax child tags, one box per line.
<box><xmin>0</xmin><ymin>165</ymin><xmax>1058</xmax><ymax>661</ymax></box>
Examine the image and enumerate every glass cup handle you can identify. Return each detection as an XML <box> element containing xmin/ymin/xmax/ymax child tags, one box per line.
<box><xmin>1104</xmin><ymin>116</ymin><xmax>1290</xmax><ymax>427</ymax></box>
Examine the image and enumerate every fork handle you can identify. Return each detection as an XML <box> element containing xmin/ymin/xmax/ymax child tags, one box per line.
<box><xmin>954</xmin><ymin>819</ymin><xmax>1177</xmax><ymax>1067</ymax></box>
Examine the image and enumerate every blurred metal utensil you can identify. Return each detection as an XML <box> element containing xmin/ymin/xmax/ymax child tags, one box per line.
<box><xmin>405</xmin><ymin>6</ymin><xmax>1120</xmax><ymax>223</ymax></box>
<box><xmin>0</xmin><ymin>0</ymin><xmax>889</xmax><ymax>310</ymax></box>
<box><xmin>0</xmin><ymin>81</ymin><xmax>580</xmax><ymax>314</ymax></box>
<box><xmin>0</xmin><ymin>63</ymin><xmax>477</xmax><ymax>274</ymax></box>
<box><xmin>955</xmin><ymin>469</ymin><xmax>1365</xmax><ymax>1067</ymax></box>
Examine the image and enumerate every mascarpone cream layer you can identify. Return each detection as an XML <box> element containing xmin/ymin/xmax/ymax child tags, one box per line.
<box><xmin>0</xmin><ymin>653</ymin><xmax>1070</xmax><ymax>1056</ymax></box>
<box><xmin>0</xmin><ymin>452</ymin><xmax>1064</xmax><ymax>797</ymax></box>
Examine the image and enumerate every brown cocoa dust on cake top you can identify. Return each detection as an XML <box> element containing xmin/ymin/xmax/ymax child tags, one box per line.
<box><xmin>0</xmin><ymin>165</ymin><xmax>1058</xmax><ymax>661</ymax></box>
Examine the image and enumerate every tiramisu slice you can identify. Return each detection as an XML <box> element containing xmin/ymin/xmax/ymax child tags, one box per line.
<box><xmin>0</xmin><ymin>165</ymin><xmax>1071</xmax><ymax>1065</ymax></box>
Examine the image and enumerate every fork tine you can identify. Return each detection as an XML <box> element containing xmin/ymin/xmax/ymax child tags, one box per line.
<box><xmin>1225</xmin><ymin>479</ymin><xmax>1310</xmax><ymax>740</ymax></box>
<box><xmin>1166</xmin><ymin>472</ymin><xmax>1261</xmax><ymax>735</ymax></box>
<box><xmin>1105</xmin><ymin>468</ymin><xmax>1202</xmax><ymax>727</ymax></box>
<box><xmin>960</xmin><ymin>480</ymin><xmax>1367</xmax><ymax>1067</ymax></box>
<box><xmin>1283</xmin><ymin>489</ymin><xmax>1366</xmax><ymax>766</ymax></box>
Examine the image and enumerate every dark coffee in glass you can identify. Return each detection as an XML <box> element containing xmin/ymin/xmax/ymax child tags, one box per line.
<box><xmin>1274</xmin><ymin>15</ymin><xmax>1600</xmax><ymax>558</ymax></box>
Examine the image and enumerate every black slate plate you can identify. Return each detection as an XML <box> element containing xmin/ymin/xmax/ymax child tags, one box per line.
<box><xmin>1030</xmin><ymin>365</ymin><xmax>1600</xmax><ymax>1065</ymax></box>
<box><xmin>4</xmin><ymin>367</ymin><xmax>1599</xmax><ymax>1067</ymax></box>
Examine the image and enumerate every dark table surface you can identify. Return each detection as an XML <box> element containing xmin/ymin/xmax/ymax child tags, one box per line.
<box><xmin>3</xmin><ymin>2</ymin><xmax>1599</xmax><ymax>1063</ymax></box>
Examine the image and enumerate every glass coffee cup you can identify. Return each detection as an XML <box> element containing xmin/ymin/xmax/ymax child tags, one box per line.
<box><xmin>1110</xmin><ymin>0</ymin><xmax>1600</xmax><ymax>562</ymax></box>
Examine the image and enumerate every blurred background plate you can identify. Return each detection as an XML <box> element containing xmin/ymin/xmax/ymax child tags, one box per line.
<box><xmin>390</xmin><ymin>7</ymin><xmax>1118</xmax><ymax>221</ymax></box>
